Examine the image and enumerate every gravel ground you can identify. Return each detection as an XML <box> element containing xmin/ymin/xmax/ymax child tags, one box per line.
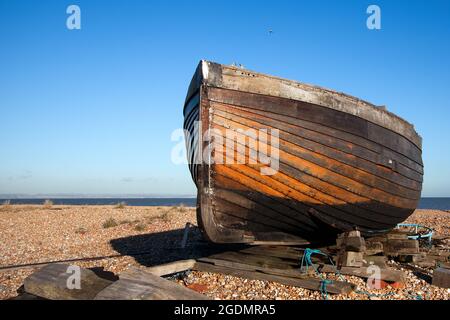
<box><xmin>0</xmin><ymin>205</ymin><xmax>449</xmax><ymax>300</ymax></box>
<box><xmin>0</xmin><ymin>204</ymin><xmax>197</xmax><ymax>299</ymax></box>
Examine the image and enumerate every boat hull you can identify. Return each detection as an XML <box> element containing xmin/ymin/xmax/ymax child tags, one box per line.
<box><xmin>184</xmin><ymin>61</ymin><xmax>423</xmax><ymax>244</ymax></box>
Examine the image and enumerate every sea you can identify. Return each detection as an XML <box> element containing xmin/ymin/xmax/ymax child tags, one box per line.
<box><xmin>1</xmin><ymin>197</ymin><xmax>450</xmax><ymax>210</ymax></box>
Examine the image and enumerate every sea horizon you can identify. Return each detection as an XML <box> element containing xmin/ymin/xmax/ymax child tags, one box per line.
<box><xmin>1</xmin><ymin>197</ymin><xmax>450</xmax><ymax>210</ymax></box>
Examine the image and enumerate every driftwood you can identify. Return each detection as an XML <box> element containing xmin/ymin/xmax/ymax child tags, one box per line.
<box><xmin>95</xmin><ymin>267</ymin><xmax>209</xmax><ymax>300</ymax></box>
<box><xmin>23</xmin><ymin>264</ymin><xmax>113</xmax><ymax>300</ymax></box>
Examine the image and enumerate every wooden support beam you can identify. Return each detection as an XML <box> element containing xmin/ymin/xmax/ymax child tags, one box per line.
<box><xmin>384</xmin><ymin>239</ymin><xmax>419</xmax><ymax>256</ymax></box>
<box><xmin>363</xmin><ymin>255</ymin><xmax>387</xmax><ymax>268</ymax></box>
<box><xmin>142</xmin><ymin>259</ymin><xmax>196</xmax><ymax>277</ymax></box>
<box><xmin>198</xmin><ymin>257</ymin><xmax>309</xmax><ymax>279</ymax></box>
<box><xmin>336</xmin><ymin>236</ymin><xmax>366</xmax><ymax>252</ymax></box>
<box><xmin>365</xmin><ymin>241</ymin><xmax>384</xmax><ymax>256</ymax></box>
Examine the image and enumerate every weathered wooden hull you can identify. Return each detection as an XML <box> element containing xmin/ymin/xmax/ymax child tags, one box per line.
<box><xmin>184</xmin><ymin>61</ymin><xmax>423</xmax><ymax>244</ymax></box>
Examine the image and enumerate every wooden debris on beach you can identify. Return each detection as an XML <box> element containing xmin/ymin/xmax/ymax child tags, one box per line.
<box><xmin>336</xmin><ymin>231</ymin><xmax>366</xmax><ymax>267</ymax></box>
<box><xmin>197</xmin><ymin>247</ymin><xmax>355</xmax><ymax>294</ymax></box>
<box><xmin>432</xmin><ymin>267</ymin><xmax>450</xmax><ymax>289</ymax></box>
<box><xmin>193</xmin><ymin>259</ymin><xmax>354</xmax><ymax>295</ymax></box>
<box><xmin>364</xmin><ymin>240</ymin><xmax>384</xmax><ymax>256</ymax></box>
<box><xmin>363</xmin><ymin>255</ymin><xmax>387</xmax><ymax>268</ymax></box>
<box><xmin>142</xmin><ymin>259</ymin><xmax>196</xmax><ymax>277</ymax></box>
<box><xmin>95</xmin><ymin>267</ymin><xmax>209</xmax><ymax>300</ymax></box>
<box><xmin>23</xmin><ymin>264</ymin><xmax>113</xmax><ymax>300</ymax></box>
<box><xmin>384</xmin><ymin>239</ymin><xmax>420</xmax><ymax>256</ymax></box>
<box><xmin>317</xmin><ymin>264</ymin><xmax>406</xmax><ymax>283</ymax></box>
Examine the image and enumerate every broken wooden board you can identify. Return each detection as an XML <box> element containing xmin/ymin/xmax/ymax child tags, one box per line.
<box><xmin>363</xmin><ymin>255</ymin><xmax>387</xmax><ymax>268</ymax></box>
<box><xmin>386</xmin><ymin>229</ymin><xmax>410</xmax><ymax>240</ymax></box>
<box><xmin>143</xmin><ymin>259</ymin><xmax>196</xmax><ymax>277</ymax></box>
<box><xmin>206</xmin><ymin>251</ymin><xmax>299</xmax><ymax>270</ymax></box>
<box><xmin>193</xmin><ymin>261</ymin><xmax>354</xmax><ymax>295</ymax></box>
<box><xmin>384</xmin><ymin>239</ymin><xmax>419</xmax><ymax>256</ymax></box>
<box><xmin>95</xmin><ymin>267</ymin><xmax>209</xmax><ymax>300</ymax></box>
<box><xmin>336</xmin><ymin>236</ymin><xmax>366</xmax><ymax>252</ymax></box>
<box><xmin>317</xmin><ymin>264</ymin><xmax>406</xmax><ymax>283</ymax></box>
<box><xmin>432</xmin><ymin>267</ymin><xmax>450</xmax><ymax>289</ymax></box>
<box><xmin>239</xmin><ymin>245</ymin><xmax>301</xmax><ymax>261</ymax></box>
<box><xmin>23</xmin><ymin>264</ymin><xmax>113</xmax><ymax>300</ymax></box>
<box><xmin>365</xmin><ymin>241</ymin><xmax>384</xmax><ymax>256</ymax></box>
<box><xmin>198</xmin><ymin>257</ymin><xmax>310</xmax><ymax>279</ymax></box>
<box><xmin>338</xmin><ymin>251</ymin><xmax>364</xmax><ymax>267</ymax></box>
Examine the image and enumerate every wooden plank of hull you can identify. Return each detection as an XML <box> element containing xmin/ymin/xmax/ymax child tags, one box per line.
<box><xmin>211</xmin><ymin>102</ymin><xmax>423</xmax><ymax>182</ymax></box>
<box><xmin>211</xmin><ymin>129</ymin><xmax>419</xmax><ymax>210</ymax></box>
<box><xmin>183</xmin><ymin>63</ymin><xmax>423</xmax><ymax>244</ymax></box>
<box><xmin>213</xmin><ymin>156</ymin><xmax>410</xmax><ymax>232</ymax></box>
<box><xmin>207</xmin><ymin>87</ymin><xmax>423</xmax><ymax>167</ymax></box>
<box><xmin>216</xmin><ymin>102</ymin><xmax>423</xmax><ymax>175</ymax></box>
<box><xmin>212</xmin><ymin>115</ymin><xmax>421</xmax><ymax>200</ymax></box>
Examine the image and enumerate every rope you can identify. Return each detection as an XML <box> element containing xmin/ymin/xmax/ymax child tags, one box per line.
<box><xmin>396</xmin><ymin>223</ymin><xmax>434</xmax><ymax>244</ymax></box>
<box><xmin>299</xmin><ymin>248</ymin><xmax>426</xmax><ymax>300</ymax></box>
<box><xmin>300</xmin><ymin>248</ymin><xmax>341</xmax><ymax>300</ymax></box>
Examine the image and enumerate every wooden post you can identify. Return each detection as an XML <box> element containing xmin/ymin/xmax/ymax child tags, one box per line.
<box><xmin>181</xmin><ymin>223</ymin><xmax>192</xmax><ymax>248</ymax></box>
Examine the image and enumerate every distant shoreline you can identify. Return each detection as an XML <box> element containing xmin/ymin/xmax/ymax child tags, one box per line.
<box><xmin>1</xmin><ymin>197</ymin><xmax>450</xmax><ymax>210</ymax></box>
<box><xmin>0</xmin><ymin>197</ymin><xmax>197</xmax><ymax>208</ymax></box>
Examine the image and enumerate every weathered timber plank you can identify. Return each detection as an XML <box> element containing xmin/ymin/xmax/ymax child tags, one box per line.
<box><xmin>23</xmin><ymin>264</ymin><xmax>113</xmax><ymax>300</ymax></box>
<box><xmin>239</xmin><ymin>246</ymin><xmax>301</xmax><ymax>261</ymax></box>
<box><xmin>193</xmin><ymin>262</ymin><xmax>353</xmax><ymax>294</ymax></box>
<box><xmin>207</xmin><ymin>251</ymin><xmax>298</xmax><ymax>270</ymax></box>
<box><xmin>336</xmin><ymin>236</ymin><xmax>366</xmax><ymax>252</ymax></box>
<box><xmin>438</xmin><ymin>261</ymin><xmax>450</xmax><ymax>269</ymax></box>
<box><xmin>95</xmin><ymin>267</ymin><xmax>209</xmax><ymax>300</ymax></box>
<box><xmin>365</xmin><ymin>241</ymin><xmax>384</xmax><ymax>255</ymax></box>
<box><xmin>384</xmin><ymin>239</ymin><xmax>419</xmax><ymax>256</ymax></box>
<box><xmin>363</xmin><ymin>256</ymin><xmax>387</xmax><ymax>268</ymax></box>
<box><xmin>432</xmin><ymin>268</ymin><xmax>450</xmax><ymax>289</ymax></box>
<box><xmin>142</xmin><ymin>259</ymin><xmax>196</xmax><ymax>277</ymax></box>
<box><xmin>197</xmin><ymin>257</ymin><xmax>310</xmax><ymax>279</ymax></box>
<box><xmin>318</xmin><ymin>265</ymin><xmax>406</xmax><ymax>283</ymax></box>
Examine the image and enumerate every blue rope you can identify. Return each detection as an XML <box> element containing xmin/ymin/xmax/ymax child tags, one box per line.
<box><xmin>300</xmin><ymin>248</ymin><xmax>340</xmax><ymax>300</ymax></box>
<box><xmin>299</xmin><ymin>248</ymin><xmax>425</xmax><ymax>300</ymax></box>
<box><xmin>320</xmin><ymin>279</ymin><xmax>333</xmax><ymax>300</ymax></box>
<box><xmin>396</xmin><ymin>223</ymin><xmax>434</xmax><ymax>244</ymax></box>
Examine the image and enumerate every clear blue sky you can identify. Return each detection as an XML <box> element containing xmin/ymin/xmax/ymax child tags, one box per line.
<box><xmin>0</xmin><ymin>0</ymin><xmax>449</xmax><ymax>197</ymax></box>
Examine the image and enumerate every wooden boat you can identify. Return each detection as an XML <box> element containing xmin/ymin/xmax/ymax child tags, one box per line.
<box><xmin>183</xmin><ymin>60</ymin><xmax>423</xmax><ymax>244</ymax></box>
